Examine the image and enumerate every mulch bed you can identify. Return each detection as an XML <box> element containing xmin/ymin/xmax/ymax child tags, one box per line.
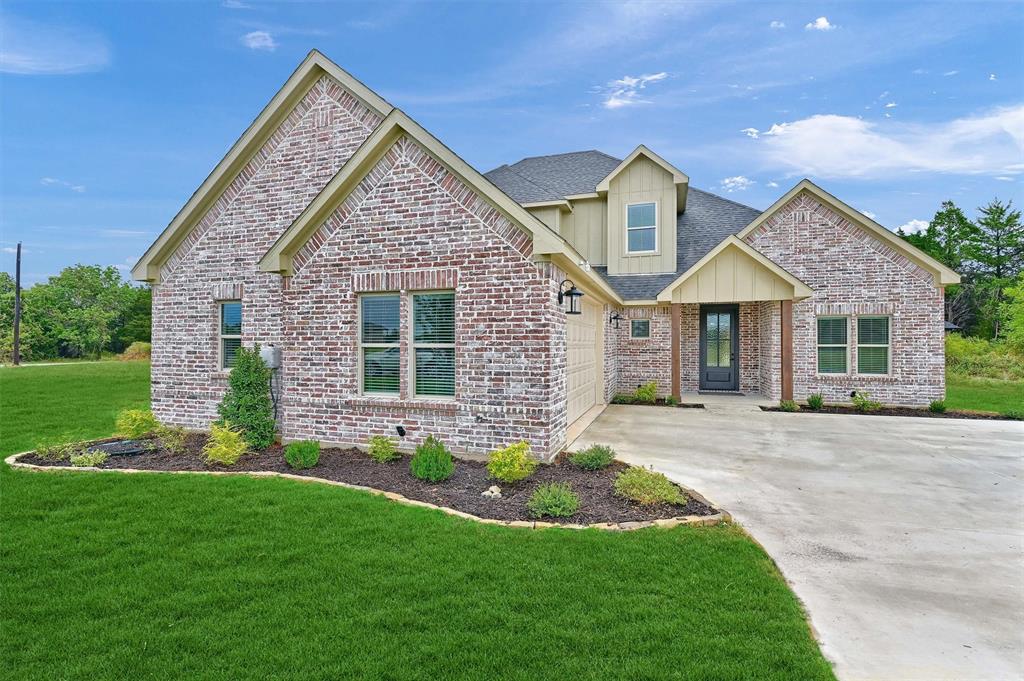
<box><xmin>760</xmin><ymin>405</ymin><xmax>1019</xmax><ymax>420</ymax></box>
<box><xmin>611</xmin><ymin>399</ymin><xmax>705</xmax><ymax>409</ymax></box>
<box><xmin>19</xmin><ymin>434</ymin><xmax>716</xmax><ymax>526</ymax></box>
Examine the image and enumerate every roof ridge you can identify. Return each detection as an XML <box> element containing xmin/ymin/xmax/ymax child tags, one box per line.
<box><xmin>688</xmin><ymin>186</ymin><xmax>762</xmax><ymax>214</ymax></box>
<box><xmin>510</xmin><ymin>149</ymin><xmax>618</xmax><ymax>165</ymax></box>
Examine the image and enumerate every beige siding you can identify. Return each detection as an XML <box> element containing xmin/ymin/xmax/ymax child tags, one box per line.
<box><xmin>607</xmin><ymin>156</ymin><xmax>677</xmax><ymax>274</ymax></box>
<box><xmin>670</xmin><ymin>243</ymin><xmax>796</xmax><ymax>303</ymax></box>
<box><xmin>526</xmin><ymin>205</ymin><xmax>561</xmax><ymax>234</ymax></box>
<box><xmin>558</xmin><ymin>198</ymin><xmax>607</xmax><ymax>265</ymax></box>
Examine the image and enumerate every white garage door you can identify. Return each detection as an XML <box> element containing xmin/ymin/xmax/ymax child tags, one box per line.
<box><xmin>566</xmin><ymin>297</ymin><xmax>603</xmax><ymax>427</ymax></box>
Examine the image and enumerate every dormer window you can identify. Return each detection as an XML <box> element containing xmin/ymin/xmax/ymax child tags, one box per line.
<box><xmin>627</xmin><ymin>202</ymin><xmax>657</xmax><ymax>253</ymax></box>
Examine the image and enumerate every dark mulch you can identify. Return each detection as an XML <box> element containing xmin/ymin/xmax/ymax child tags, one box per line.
<box><xmin>761</xmin><ymin>405</ymin><xmax>1019</xmax><ymax>420</ymax></box>
<box><xmin>20</xmin><ymin>434</ymin><xmax>716</xmax><ymax>525</ymax></box>
<box><xmin>611</xmin><ymin>399</ymin><xmax>705</xmax><ymax>409</ymax></box>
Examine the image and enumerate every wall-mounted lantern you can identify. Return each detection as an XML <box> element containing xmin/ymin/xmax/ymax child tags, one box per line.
<box><xmin>557</xmin><ymin>279</ymin><xmax>583</xmax><ymax>315</ymax></box>
<box><xmin>609</xmin><ymin>312</ymin><xmax>623</xmax><ymax>329</ymax></box>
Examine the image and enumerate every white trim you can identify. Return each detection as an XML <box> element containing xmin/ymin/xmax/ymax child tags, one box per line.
<box><xmin>410</xmin><ymin>290</ymin><xmax>456</xmax><ymax>399</ymax></box>
<box><xmin>625</xmin><ymin>201</ymin><xmax>658</xmax><ymax>255</ymax></box>
<box><xmin>816</xmin><ymin>315</ymin><xmax>850</xmax><ymax>376</ymax></box>
<box><xmin>855</xmin><ymin>314</ymin><xmax>892</xmax><ymax>376</ymax></box>
<box><xmin>358</xmin><ymin>292</ymin><xmax>401</xmax><ymax>396</ymax></box>
<box><xmin>218</xmin><ymin>300</ymin><xmax>242</xmax><ymax>370</ymax></box>
<box><xmin>630</xmin><ymin>318</ymin><xmax>651</xmax><ymax>339</ymax></box>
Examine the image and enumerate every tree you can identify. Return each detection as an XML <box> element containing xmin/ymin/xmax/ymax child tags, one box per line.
<box><xmin>1002</xmin><ymin>273</ymin><xmax>1024</xmax><ymax>352</ymax></box>
<box><xmin>967</xmin><ymin>199</ymin><xmax>1023</xmax><ymax>338</ymax></box>
<box><xmin>900</xmin><ymin>201</ymin><xmax>977</xmax><ymax>271</ymax></box>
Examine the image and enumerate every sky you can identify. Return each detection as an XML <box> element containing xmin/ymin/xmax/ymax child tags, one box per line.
<box><xmin>1</xmin><ymin>0</ymin><xmax>1022</xmax><ymax>286</ymax></box>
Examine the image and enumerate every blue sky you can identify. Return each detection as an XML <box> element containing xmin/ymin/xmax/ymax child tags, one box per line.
<box><xmin>2</xmin><ymin>0</ymin><xmax>1022</xmax><ymax>285</ymax></box>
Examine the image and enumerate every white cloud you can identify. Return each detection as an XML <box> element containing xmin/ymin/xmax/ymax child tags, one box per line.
<box><xmin>885</xmin><ymin>102</ymin><xmax>898</xmax><ymax>108</ymax></box>
<box><xmin>943</xmin><ymin>70</ymin><xmax>959</xmax><ymax>76</ymax></box>
<box><xmin>990</xmin><ymin>73</ymin><xmax>998</xmax><ymax>81</ymax></box>
<box><xmin>241</xmin><ymin>31</ymin><xmax>277</xmax><ymax>51</ymax></box>
<box><xmin>99</xmin><ymin>229</ymin><xmax>150</xmax><ymax>237</ymax></box>
<box><xmin>720</xmin><ymin>176</ymin><xmax>755</xmax><ymax>192</ymax></box>
<box><xmin>40</xmin><ymin>177</ymin><xmax>85</xmax><ymax>193</ymax></box>
<box><xmin>861</xmin><ymin>210</ymin><xmax>878</xmax><ymax>219</ymax></box>
<box><xmin>600</xmin><ymin>72</ymin><xmax>668</xmax><ymax>109</ymax></box>
<box><xmin>222</xmin><ymin>0</ymin><xmax>251</xmax><ymax>8</ymax></box>
<box><xmin>0</xmin><ymin>15</ymin><xmax>110</xmax><ymax>75</ymax></box>
<box><xmin>995</xmin><ymin>176</ymin><xmax>1014</xmax><ymax>181</ymax></box>
<box><xmin>805</xmin><ymin>17</ymin><xmax>836</xmax><ymax>31</ymax></box>
<box><xmin>912</xmin><ymin>68</ymin><xmax>928</xmax><ymax>75</ymax></box>
<box><xmin>740</xmin><ymin>127</ymin><xmax>760</xmax><ymax>139</ymax></box>
<box><xmin>766</xmin><ymin>180</ymin><xmax>779</xmax><ymax>188</ymax></box>
<box><xmin>770</xmin><ymin>20</ymin><xmax>786</xmax><ymax>29</ymax></box>
<box><xmin>897</xmin><ymin>219</ymin><xmax>929</xmax><ymax>234</ymax></box>
<box><xmin>752</xmin><ymin>104</ymin><xmax>1024</xmax><ymax>178</ymax></box>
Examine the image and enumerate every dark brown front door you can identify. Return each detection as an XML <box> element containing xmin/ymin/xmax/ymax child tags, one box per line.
<box><xmin>699</xmin><ymin>304</ymin><xmax>739</xmax><ymax>391</ymax></box>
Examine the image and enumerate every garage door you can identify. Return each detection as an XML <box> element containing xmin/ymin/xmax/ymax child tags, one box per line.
<box><xmin>566</xmin><ymin>297</ymin><xmax>603</xmax><ymax>426</ymax></box>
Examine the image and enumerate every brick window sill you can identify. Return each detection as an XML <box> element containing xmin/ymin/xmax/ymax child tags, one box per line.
<box><xmin>346</xmin><ymin>396</ymin><xmax>459</xmax><ymax>414</ymax></box>
<box><xmin>816</xmin><ymin>373</ymin><xmax>898</xmax><ymax>383</ymax></box>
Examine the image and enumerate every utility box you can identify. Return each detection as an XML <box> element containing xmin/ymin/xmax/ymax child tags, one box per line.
<box><xmin>260</xmin><ymin>345</ymin><xmax>281</xmax><ymax>369</ymax></box>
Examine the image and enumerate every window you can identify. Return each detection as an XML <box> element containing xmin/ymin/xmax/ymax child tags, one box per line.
<box><xmin>360</xmin><ymin>295</ymin><xmax>401</xmax><ymax>394</ymax></box>
<box><xmin>817</xmin><ymin>316</ymin><xmax>848</xmax><ymax>374</ymax></box>
<box><xmin>413</xmin><ymin>292</ymin><xmax>455</xmax><ymax>397</ymax></box>
<box><xmin>219</xmin><ymin>301</ymin><xmax>242</xmax><ymax>369</ymax></box>
<box><xmin>630</xmin><ymin>319</ymin><xmax>651</xmax><ymax>338</ymax></box>
<box><xmin>626</xmin><ymin>202</ymin><xmax>657</xmax><ymax>253</ymax></box>
<box><xmin>857</xmin><ymin>316</ymin><xmax>890</xmax><ymax>375</ymax></box>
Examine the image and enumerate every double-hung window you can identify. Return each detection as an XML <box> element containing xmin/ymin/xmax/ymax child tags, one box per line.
<box><xmin>360</xmin><ymin>295</ymin><xmax>401</xmax><ymax>394</ymax></box>
<box><xmin>219</xmin><ymin>301</ymin><xmax>242</xmax><ymax>369</ymax></box>
<box><xmin>626</xmin><ymin>202</ymin><xmax>657</xmax><ymax>253</ymax></box>
<box><xmin>817</xmin><ymin>316</ymin><xmax>848</xmax><ymax>374</ymax></box>
<box><xmin>857</xmin><ymin>316</ymin><xmax>890</xmax><ymax>375</ymax></box>
<box><xmin>412</xmin><ymin>292</ymin><xmax>455</xmax><ymax>397</ymax></box>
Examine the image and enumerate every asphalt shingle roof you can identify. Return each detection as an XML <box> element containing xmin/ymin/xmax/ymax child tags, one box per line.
<box><xmin>485</xmin><ymin>151</ymin><xmax>764</xmax><ymax>300</ymax></box>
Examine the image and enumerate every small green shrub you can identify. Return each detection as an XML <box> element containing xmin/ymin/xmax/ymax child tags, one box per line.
<box><xmin>203</xmin><ymin>423</ymin><xmax>248</xmax><ymax>466</ymax></box>
<box><xmin>664</xmin><ymin>394</ymin><xmax>679</xmax><ymax>406</ymax></box>
<box><xmin>851</xmin><ymin>391</ymin><xmax>882</xmax><ymax>413</ymax></box>
<box><xmin>216</xmin><ymin>345</ymin><xmax>276</xmax><ymax>450</ymax></box>
<box><xmin>526</xmin><ymin>483</ymin><xmax>580</xmax><ymax>519</ymax></box>
<box><xmin>806</xmin><ymin>393</ymin><xmax>824</xmax><ymax>410</ymax></box>
<box><xmin>368</xmin><ymin>435</ymin><xmax>401</xmax><ymax>463</ymax></box>
<box><xmin>928</xmin><ymin>399</ymin><xmax>947</xmax><ymax>414</ymax></box>
<box><xmin>115</xmin><ymin>408</ymin><xmax>160</xmax><ymax>438</ymax></box>
<box><xmin>487</xmin><ymin>441</ymin><xmax>538</xmax><ymax>483</ymax></box>
<box><xmin>69</xmin><ymin>450</ymin><xmax>109</xmax><ymax>467</ymax></box>
<box><xmin>614</xmin><ymin>467</ymin><xmax>686</xmax><ymax>505</ymax></box>
<box><xmin>611</xmin><ymin>393</ymin><xmax>636</xmax><ymax>405</ymax></box>
<box><xmin>155</xmin><ymin>424</ymin><xmax>189</xmax><ymax>455</ymax></box>
<box><xmin>633</xmin><ymin>382</ymin><xmax>657</xmax><ymax>404</ymax></box>
<box><xmin>569</xmin><ymin>444</ymin><xmax>616</xmax><ymax>470</ymax></box>
<box><xmin>779</xmin><ymin>399</ymin><xmax>800</xmax><ymax>412</ymax></box>
<box><xmin>284</xmin><ymin>440</ymin><xmax>320</xmax><ymax>470</ymax></box>
<box><xmin>34</xmin><ymin>438</ymin><xmax>84</xmax><ymax>461</ymax></box>
<box><xmin>1006</xmin><ymin>409</ymin><xmax>1024</xmax><ymax>421</ymax></box>
<box><xmin>410</xmin><ymin>435</ymin><xmax>454</xmax><ymax>482</ymax></box>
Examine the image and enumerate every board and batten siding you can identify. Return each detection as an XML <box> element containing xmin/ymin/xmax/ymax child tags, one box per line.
<box><xmin>557</xmin><ymin>198</ymin><xmax>607</xmax><ymax>266</ymax></box>
<box><xmin>668</xmin><ymin>243</ymin><xmax>797</xmax><ymax>303</ymax></box>
<box><xmin>606</xmin><ymin>156</ymin><xmax>677</xmax><ymax>275</ymax></box>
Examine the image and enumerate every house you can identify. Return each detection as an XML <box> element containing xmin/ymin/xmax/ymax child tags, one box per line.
<box><xmin>133</xmin><ymin>51</ymin><xmax>960</xmax><ymax>459</ymax></box>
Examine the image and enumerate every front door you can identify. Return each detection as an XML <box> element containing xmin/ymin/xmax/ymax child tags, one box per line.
<box><xmin>699</xmin><ymin>304</ymin><xmax>739</xmax><ymax>391</ymax></box>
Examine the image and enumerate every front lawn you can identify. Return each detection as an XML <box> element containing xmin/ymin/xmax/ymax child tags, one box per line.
<box><xmin>0</xmin><ymin>361</ymin><xmax>834</xmax><ymax>679</ymax></box>
<box><xmin>946</xmin><ymin>373</ymin><xmax>1023</xmax><ymax>416</ymax></box>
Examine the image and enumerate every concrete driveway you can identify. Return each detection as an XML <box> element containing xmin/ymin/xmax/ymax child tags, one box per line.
<box><xmin>572</xmin><ymin>402</ymin><xmax>1024</xmax><ymax>681</ymax></box>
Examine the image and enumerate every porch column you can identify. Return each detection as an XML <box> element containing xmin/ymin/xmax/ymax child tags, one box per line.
<box><xmin>780</xmin><ymin>300</ymin><xmax>793</xmax><ymax>401</ymax></box>
<box><xmin>671</xmin><ymin>303</ymin><xmax>681</xmax><ymax>401</ymax></box>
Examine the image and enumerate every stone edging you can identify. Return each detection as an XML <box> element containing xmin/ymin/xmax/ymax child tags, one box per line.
<box><xmin>4</xmin><ymin>452</ymin><xmax>731</xmax><ymax>532</ymax></box>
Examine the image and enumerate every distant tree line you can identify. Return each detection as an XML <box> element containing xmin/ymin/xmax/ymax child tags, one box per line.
<box><xmin>0</xmin><ymin>265</ymin><xmax>151</xmax><ymax>362</ymax></box>
<box><xmin>897</xmin><ymin>198</ymin><xmax>1023</xmax><ymax>342</ymax></box>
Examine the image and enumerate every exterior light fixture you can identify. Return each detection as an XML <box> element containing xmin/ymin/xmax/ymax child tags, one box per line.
<box><xmin>609</xmin><ymin>312</ymin><xmax>623</xmax><ymax>329</ymax></box>
<box><xmin>557</xmin><ymin>279</ymin><xmax>583</xmax><ymax>315</ymax></box>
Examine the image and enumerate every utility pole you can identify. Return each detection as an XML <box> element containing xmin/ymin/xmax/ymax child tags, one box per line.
<box><xmin>13</xmin><ymin>242</ymin><xmax>21</xmax><ymax>366</ymax></box>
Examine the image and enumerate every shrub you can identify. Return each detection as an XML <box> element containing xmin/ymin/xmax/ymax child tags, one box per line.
<box><xmin>851</xmin><ymin>391</ymin><xmax>882</xmax><ymax>413</ymax></box>
<box><xmin>487</xmin><ymin>441</ymin><xmax>538</xmax><ymax>483</ymax></box>
<box><xmin>155</xmin><ymin>424</ymin><xmax>189</xmax><ymax>455</ymax></box>
<box><xmin>203</xmin><ymin>423</ymin><xmax>248</xmax><ymax>466</ymax></box>
<box><xmin>945</xmin><ymin>334</ymin><xmax>1024</xmax><ymax>381</ymax></box>
<box><xmin>34</xmin><ymin>438</ymin><xmax>84</xmax><ymax>461</ymax></box>
<box><xmin>928</xmin><ymin>399</ymin><xmax>947</xmax><ymax>414</ymax></box>
<box><xmin>284</xmin><ymin>440</ymin><xmax>320</xmax><ymax>470</ymax></box>
<box><xmin>118</xmin><ymin>341</ymin><xmax>151</xmax><ymax>361</ymax></box>
<box><xmin>526</xmin><ymin>483</ymin><xmax>580</xmax><ymax>519</ymax></box>
<box><xmin>115</xmin><ymin>409</ymin><xmax>160</xmax><ymax>439</ymax></box>
<box><xmin>69</xmin><ymin>450</ymin><xmax>109</xmax><ymax>467</ymax></box>
<box><xmin>614</xmin><ymin>466</ymin><xmax>686</xmax><ymax>505</ymax></box>
<box><xmin>806</xmin><ymin>393</ymin><xmax>824</xmax><ymax>410</ymax></box>
<box><xmin>569</xmin><ymin>444</ymin><xmax>616</xmax><ymax>470</ymax></box>
<box><xmin>611</xmin><ymin>394</ymin><xmax>636</xmax><ymax>405</ymax></box>
<box><xmin>779</xmin><ymin>399</ymin><xmax>800</xmax><ymax>412</ymax></box>
<box><xmin>410</xmin><ymin>435</ymin><xmax>454</xmax><ymax>482</ymax></box>
<box><xmin>633</xmin><ymin>381</ymin><xmax>657</xmax><ymax>404</ymax></box>
<box><xmin>665</xmin><ymin>394</ymin><xmax>679</xmax><ymax>406</ymax></box>
<box><xmin>1006</xmin><ymin>409</ymin><xmax>1024</xmax><ymax>421</ymax></box>
<box><xmin>368</xmin><ymin>435</ymin><xmax>401</xmax><ymax>463</ymax></box>
<box><xmin>216</xmin><ymin>345</ymin><xmax>276</xmax><ymax>450</ymax></box>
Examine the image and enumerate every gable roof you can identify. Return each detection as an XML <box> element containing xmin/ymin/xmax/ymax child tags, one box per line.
<box><xmin>132</xmin><ymin>50</ymin><xmax>393</xmax><ymax>283</ymax></box>
<box><xmin>739</xmin><ymin>179</ymin><xmax>960</xmax><ymax>286</ymax></box>
<box><xmin>484</xmin><ymin>150</ymin><xmax>620</xmax><ymax>203</ymax></box>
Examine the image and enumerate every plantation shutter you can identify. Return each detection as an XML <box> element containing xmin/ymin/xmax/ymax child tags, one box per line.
<box><xmin>413</xmin><ymin>292</ymin><xmax>455</xmax><ymax>397</ymax></box>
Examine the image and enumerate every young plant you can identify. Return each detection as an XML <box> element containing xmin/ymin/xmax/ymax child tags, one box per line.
<box><xmin>851</xmin><ymin>391</ymin><xmax>882</xmax><ymax>413</ymax></box>
<box><xmin>614</xmin><ymin>467</ymin><xmax>686</xmax><ymax>505</ymax></box>
<box><xmin>69</xmin><ymin>450</ymin><xmax>109</xmax><ymax>467</ymax></box>
<box><xmin>409</xmin><ymin>435</ymin><xmax>454</xmax><ymax>482</ymax></box>
<box><xmin>568</xmin><ymin>444</ymin><xmax>616</xmax><ymax>470</ymax></box>
<box><xmin>203</xmin><ymin>423</ymin><xmax>248</xmax><ymax>466</ymax></box>
<box><xmin>367</xmin><ymin>435</ymin><xmax>401</xmax><ymax>463</ymax></box>
<box><xmin>611</xmin><ymin>394</ymin><xmax>636</xmax><ymax>405</ymax></box>
<box><xmin>665</xmin><ymin>394</ymin><xmax>679</xmax><ymax>407</ymax></box>
<box><xmin>284</xmin><ymin>440</ymin><xmax>320</xmax><ymax>470</ymax></box>
<box><xmin>633</xmin><ymin>382</ymin><xmax>658</xmax><ymax>404</ymax></box>
<box><xmin>526</xmin><ymin>483</ymin><xmax>580</xmax><ymax>519</ymax></box>
<box><xmin>806</xmin><ymin>393</ymin><xmax>824</xmax><ymax>410</ymax></box>
<box><xmin>928</xmin><ymin>399</ymin><xmax>947</xmax><ymax>414</ymax></box>
<box><xmin>115</xmin><ymin>409</ymin><xmax>160</xmax><ymax>439</ymax></box>
<box><xmin>34</xmin><ymin>438</ymin><xmax>84</xmax><ymax>462</ymax></box>
<box><xmin>155</xmin><ymin>424</ymin><xmax>189</xmax><ymax>455</ymax></box>
<box><xmin>216</xmin><ymin>345</ymin><xmax>276</xmax><ymax>450</ymax></box>
<box><xmin>779</xmin><ymin>399</ymin><xmax>800</xmax><ymax>412</ymax></box>
<box><xmin>486</xmin><ymin>441</ymin><xmax>538</xmax><ymax>483</ymax></box>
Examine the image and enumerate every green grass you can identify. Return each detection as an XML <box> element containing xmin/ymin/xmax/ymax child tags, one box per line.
<box><xmin>946</xmin><ymin>373</ymin><xmax>1024</xmax><ymax>416</ymax></box>
<box><xmin>0</xmin><ymin>360</ymin><xmax>834</xmax><ymax>680</ymax></box>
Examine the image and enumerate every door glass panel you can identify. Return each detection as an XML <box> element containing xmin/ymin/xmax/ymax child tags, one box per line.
<box><xmin>717</xmin><ymin>313</ymin><xmax>731</xmax><ymax>368</ymax></box>
<box><xmin>706</xmin><ymin>314</ymin><xmax>719</xmax><ymax>367</ymax></box>
<box><xmin>705</xmin><ymin>312</ymin><xmax>733</xmax><ymax>369</ymax></box>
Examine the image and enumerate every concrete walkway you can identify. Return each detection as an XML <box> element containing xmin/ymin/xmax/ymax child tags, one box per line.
<box><xmin>572</xmin><ymin>404</ymin><xmax>1024</xmax><ymax>681</ymax></box>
